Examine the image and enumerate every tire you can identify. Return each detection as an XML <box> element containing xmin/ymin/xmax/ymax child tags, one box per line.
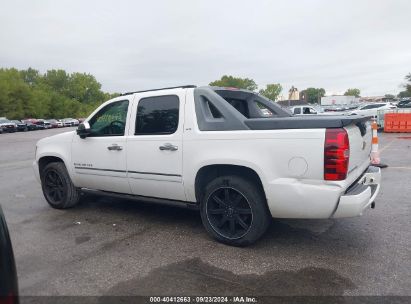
<box><xmin>41</xmin><ymin>162</ymin><xmax>80</xmax><ymax>209</ymax></box>
<box><xmin>200</xmin><ymin>175</ymin><xmax>271</xmax><ymax>246</ymax></box>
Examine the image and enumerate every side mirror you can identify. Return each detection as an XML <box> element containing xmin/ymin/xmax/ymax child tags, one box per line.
<box><xmin>76</xmin><ymin>122</ymin><xmax>91</xmax><ymax>139</ymax></box>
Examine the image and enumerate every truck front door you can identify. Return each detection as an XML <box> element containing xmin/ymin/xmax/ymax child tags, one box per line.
<box><xmin>71</xmin><ymin>99</ymin><xmax>132</xmax><ymax>194</ymax></box>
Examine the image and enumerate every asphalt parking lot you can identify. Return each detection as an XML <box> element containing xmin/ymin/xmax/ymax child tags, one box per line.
<box><xmin>0</xmin><ymin>128</ymin><xmax>410</xmax><ymax>297</ymax></box>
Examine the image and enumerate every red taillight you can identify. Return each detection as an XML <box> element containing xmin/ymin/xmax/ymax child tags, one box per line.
<box><xmin>324</xmin><ymin>128</ymin><xmax>350</xmax><ymax>181</ymax></box>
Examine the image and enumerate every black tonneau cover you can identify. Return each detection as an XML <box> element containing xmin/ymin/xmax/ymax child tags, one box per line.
<box><xmin>194</xmin><ymin>87</ymin><xmax>371</xmax><ymax>131</ymax></box>
<box><xmin>245</xmin><ymin>115</ymin><xmax>371</xmax><ymax>130</ymax></box>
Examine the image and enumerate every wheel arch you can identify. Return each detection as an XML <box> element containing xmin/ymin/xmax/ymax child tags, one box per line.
<box><xmin>38</xmin><ymin>155</ymin><xmax>65</xmax><ymax>177</ymax></box>
<box><xmin>194</xmin><ymin>164</ymin><xmax>266</xmax><ymax>203</ymax></box>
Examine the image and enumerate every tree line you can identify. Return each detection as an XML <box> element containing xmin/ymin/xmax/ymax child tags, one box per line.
<box><xmin>1</xmin><ymin>68</ymin><xmax>410</xmax><ymax>120</ymax></box>
<box><xmin>0</xmin><ymin>68</ymin><xmax>118</xmax><ymax>120</ymax></box>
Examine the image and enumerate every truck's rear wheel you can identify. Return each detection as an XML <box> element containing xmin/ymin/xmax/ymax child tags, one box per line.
<box><xmin>41</xmin><ymin>162</ymin><xmax>80</xmax><ymax>209</ymax></box>
<box><xmin>200</xmin><ymin>175</ymin><xmax>271</xmax><ymax>246</ymax></box>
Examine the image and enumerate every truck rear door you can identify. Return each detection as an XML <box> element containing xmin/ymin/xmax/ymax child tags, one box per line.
<box><xmin>126</xmin><ymin>90</ymin><xmax>186</xmax><ymax>201</ymax></box>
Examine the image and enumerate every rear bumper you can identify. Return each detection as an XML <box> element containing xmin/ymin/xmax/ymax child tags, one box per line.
<box><xmin>332</xmin><ymin>166</ymin><xmax>381</xmax><ymax>218</ymax></box>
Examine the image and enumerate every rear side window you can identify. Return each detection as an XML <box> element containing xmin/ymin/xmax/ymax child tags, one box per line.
<box><xmin>135</xmin><ymin>95</ymin><xmax>179</xmax><ymax>135</ymax></box>
<box><xmin>256</xmin><ymin>101</ymin><xmax>273</xmax><ymax>117</ymax></box>
<box><xmin>293</xmin><ymin>108</ymin><xmax>301</xmax><ymax>114</ymax></box>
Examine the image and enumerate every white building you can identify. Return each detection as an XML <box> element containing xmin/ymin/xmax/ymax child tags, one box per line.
<box><xmin>321</xmin><ymin>95</ymin><xmax>360</xmax><ymax>106</ymax></box>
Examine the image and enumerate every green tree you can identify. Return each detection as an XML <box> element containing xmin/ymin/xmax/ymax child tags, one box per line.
<box><xmin>209</xmin><ymin>75</ymin><xmax>258</xmax><ymax>91</ymax></box>
<box><xmin>398</xmin><ymin>91</ymin><xmax>411</xmax><ymax>98</ymax></box>
<box><xmin>0</xmin><ymin>68</ymin><xmax>112</xmax><ymax>120</ymax></box>
<box><xmin>404</xmin><ymin>73</ymin><xmax>411</xmax><ymax>95</ymax></box>
<box><xmin>20</xmin><ymin>67</ymin><xmax>40</xmax><ymax>86</ymax></box>
<box><xmin>397</xmin><ymin>73</ymin><xmax>411</xmax><ymax>98</ymax></box>
<box><xmin>259</xmin><ymin>83</ymin><xmax>282</xmax><ymax>101</ymax></box>
<box><xmin>42</xmin><ymin>69</ymin><xmax>70</xmax><ymax>94</ymax></box>
<box><xmin>67</xmin><ymin>72</ymin><xmax>105</xmax><ymax>103</ymax></box>
<box><xmin>0</xmin><ymin>68</ymin><xmax>32</xmax><ymax>119</ymax></box>
<box><xmin>304</xmin><ymin>87</ymin><xmax>325</xmax><ymax>104</ymax></box>
<box><xmin>344</xmin><ymin>88</ymin><xmax>361</xmax><ymax>97</ymax></box>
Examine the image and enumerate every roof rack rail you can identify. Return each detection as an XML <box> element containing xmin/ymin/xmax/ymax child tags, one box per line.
<box><xmin>120</xmin><ymin>85</ymin><xmax>197</xmax><ymax>96</ymax></box>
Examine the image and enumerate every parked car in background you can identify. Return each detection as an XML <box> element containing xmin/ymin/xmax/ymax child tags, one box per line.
<box><xmin>290</xmin><ymin>105</ymin><xmax>318</xmax><ymax>115</ymax></box>
<box><xmin>61</xmin><ymin>118</ymin><xmax>74</xmax><ymax>127</ymax></box>
<box><xmin>0</xmin><ymin>206</ymin><xmax>19</xmax><ymax>300</ymax></box>
<box><xmin>34</xmin><ymin>120</ymin><xmax>45</xmax><ymax>130</ymax></box>
<box><xmin>66</xmin><ymin>118</ymin><xmax>80</xmax><ymax>126</ymax></box>
<box><xmin>397</xmin><ymin>99</ymin><xmax>411</xmax><ymax>108</ymax></box>
<box><xmin>46</xmin><ymin>119</ymin><xmax>59</xmax><ymax>128</ymax></box>
<box><xmin>290</xmin><ymin>106</ymin><xmax>342</xmax><ymax>116</ymax></box>
<box><xmin>21</xmin><ymin>120</ymin><xmax>38</xmax><ymax>131</ymax></box>
<box><xmin>11</xmin><ymin>120</ymin><xmax>28</xmax><ymax>132</ymax></box>
<box><xmin>350</xmin><ymin>102</ymin><xmax>396</xmax><ymax>118</ymax></box>
<box><xmin>43</xmin><ymin>120</ymin><xmax>52</xmax><ymax>129</ymax></box>
<box><xmin>0</xmin><ymin>118</ymin><xmax>17</xmax><ymax>133</ymax></box>
<box><xmin>56</xmin><ymin>120</ymin><xmax>63</xmax><ymax>128</ymax></box>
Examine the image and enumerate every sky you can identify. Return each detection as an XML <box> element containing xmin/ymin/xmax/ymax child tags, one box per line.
<box><xmin>0</xmin><ymin>0</ymin><xmax>410</xmax><ymax>97</ymax></box>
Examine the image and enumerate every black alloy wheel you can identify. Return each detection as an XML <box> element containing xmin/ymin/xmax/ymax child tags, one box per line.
<box><xmin>43</xmin><ymin>169</ymin><xmax>67</xmax><ymax>204</ymax></box>
<box><xmin>41</xmin><ymin>162</ymin><xmax>80</xmax><ymax>209</ymax></box>
<box><xmin>200</xmin><ymin>175</ymin><xmax>271</xmax><ymax>246</ymax></box>
<box><xmin>206</xmin><ymin>187</ymin><xmax>253</xmax><ymax>240</ymax></box>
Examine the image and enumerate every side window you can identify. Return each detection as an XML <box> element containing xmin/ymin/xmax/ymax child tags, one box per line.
<box><xmin>206</xmin><ymin>99</ymin><xmax>223</xmax><ymax>118</ymax></box>
<box><xmin>294</xmin><ymin>108</ymin><xmax>301</xmax><ymax>114</ymax></box>
<box><xmin>88</xmin><ymin>100</ymin><xmax>129</xmax><ymax>137</ymax></box>
<box><xmin>303</xmin><ymin>107</ymin><xmax>310</xmax><ymax>114</ymax></box>
<box><xmin>255</xmin><ymin>101</ymin><xmax>273</xmax><ymax>117</ymax></box>
<box><xmin>135</xmin><ymin>95</ymin><xmax>179</xmax><ymax>135</ymax></box>
<box><xmin>361</xmin><ymin>104</ymin><xmax>381</xmax><ymax>110</ymax></box>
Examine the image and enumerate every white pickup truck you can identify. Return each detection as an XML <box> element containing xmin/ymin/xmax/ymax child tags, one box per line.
<box><xmin>34</xmin><ymin>86</ymin><xmax>381</xmax><ymax>246</ymax></box>
<box><xmin>290</xmin><ymin>105</ymin><xmax>319</xmax><ymax>115</ymax></box>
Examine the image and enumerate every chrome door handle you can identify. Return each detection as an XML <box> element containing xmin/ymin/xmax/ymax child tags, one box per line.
<box><xmin>159</xmin><ymin>143</ymin><xmax>178</xmax><ymax>151</ymax></box>
<box><xmin>107</xmin><ymin>144</ymin><xmax>123</xmax><ymax>151</ymax></box>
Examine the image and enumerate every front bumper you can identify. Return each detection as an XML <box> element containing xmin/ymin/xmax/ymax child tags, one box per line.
<box><xmin>33</xmin><ymin>160</ymin><xmax>40</xmax><ymax>183</ymax></box>
<box><xmin>1</xmin><ymin>126</ymin><xmax>16</xmax><ymax>132</ymax></box>
<box><xmin>332</xmin><ymin>166</ymin><xmax>381</xmax><ymax>218</ymax></box>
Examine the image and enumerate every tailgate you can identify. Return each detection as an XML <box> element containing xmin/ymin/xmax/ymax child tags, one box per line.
<box><xmin>345</xmin><ymin>119</ymin><xmax>372</xmax><ymax>174</ymax></box>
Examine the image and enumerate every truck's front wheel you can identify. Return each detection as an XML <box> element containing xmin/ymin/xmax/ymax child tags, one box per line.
<box><xmin>200</xmin><ymin>175</ymin><xmax>271</xmax><ymax>246</ymax></box>
<box><xmin>41</xmin><ymin>162</ymin><xmax>80</xmax><ymax>209</ymax></box>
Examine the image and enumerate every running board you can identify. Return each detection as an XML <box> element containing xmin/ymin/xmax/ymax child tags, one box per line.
<box><xmin>81</xmin><ymin>188</ymin><xmax>199</xmax><ymax>210</ymax></box>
